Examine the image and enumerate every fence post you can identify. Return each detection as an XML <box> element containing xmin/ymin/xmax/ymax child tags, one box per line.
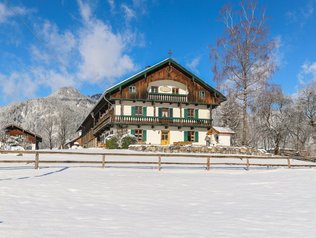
<box><xmin>158</xmin><ymin>156</ymin><xmax>161</xmax><ymax>171</ymax></box>
<box><xmin>287</xmin><ymin>158</ymin><xmax>291</xmax><ymax>169</ymax></box>
<box><xmin>102</xmin><ymin>154</ymin><xmax>106</xmax><ymax>168</ymax></box>
<box><xmin>35</xmin><ymin>152</ymin><xmax>39</xmax><ymax>170</ymax></box>
<box><xmin>206</xmin><ymin>157</ymin><xmax>211</xmax><ymax>171</ymax></box>
<box><xmin>246</xmin><ymin>159</ymin><xmax>249</xmax><ymax>171</ymax></box>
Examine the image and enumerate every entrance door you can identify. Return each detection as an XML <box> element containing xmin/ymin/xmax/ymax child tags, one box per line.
<box><xmin>161</xmin><ymin>130</ymin><xmax>170</xmax><ymax>145</ymax></box>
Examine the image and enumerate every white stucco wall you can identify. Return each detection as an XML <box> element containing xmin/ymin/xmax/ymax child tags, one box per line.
<box><xmin>115</xmin><ymin>104</ymin><xmax>121</xmax><ymax>116</ymax></box>
<box><xmin>209</xmin><ymin>134</ymin><xmax>232</xmax><ymax>146</ymax></box>
<box><xmin>148</xmin><ymin>80</ymin><xmax>188</xmax><ymax>95</ymax></box>
<box><xmin>116</xmin><ymin>101</ymin><xmax>211</xmax><ymax>120</ymax></box>
<box><xmin>128</xmin><ymin>126</ymin><xmax>208</xmax><ymax>146</ymax></box>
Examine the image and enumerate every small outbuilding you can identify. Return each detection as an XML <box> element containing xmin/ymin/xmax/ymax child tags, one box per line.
<box><xmin>206</xmin><ymin>126</ymin><xmax>235</xmax><ymax>147</ymax></box>
<box><xmin>3</xmin><ymin>124</ymin><xmax>42</xmax><ymax>150</ymax></box>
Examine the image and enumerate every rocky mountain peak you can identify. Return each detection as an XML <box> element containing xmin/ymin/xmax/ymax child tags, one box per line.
<box><xmin>49</xmin><ymin>87</ymin><xmax>83</xmax><ymax>99</ymax></box>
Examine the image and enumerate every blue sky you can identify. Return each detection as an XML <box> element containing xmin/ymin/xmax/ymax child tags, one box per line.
<box><xmin>0</xmin><ymin>0</ymin><xmax>315</xmax><ymax>106</ymax></box>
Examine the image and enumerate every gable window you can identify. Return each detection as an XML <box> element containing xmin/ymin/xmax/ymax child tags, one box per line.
<box><xmin>151</xmin><ymin>86</ymin><xmax>158</xmax><ymax>93</ymax></box>
<box><xmin>172</xmin><ymin>88</ymin><xmax>179</xmax><ymax>94</ymax></box>
<box><xmin>129</xmin><ymin>86</ymin><xmax>136</xmax><ymax>94</ymax></box>
<box><xmin>199</xmin><ymin>90</ymin><xmax>206</xmax><ymax>98</ymax></box>
<box><xmin>135</xmin><ymin>106</ymin><xmax>143</xmax><ymax>116</ymax></box>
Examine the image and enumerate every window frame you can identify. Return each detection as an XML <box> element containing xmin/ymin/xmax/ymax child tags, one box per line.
<box><xmin>172</xmin><ymin>87</ymin><xmax>179</xmax><ymax>94</ymax></box>
<box><xmin>129</xmin><ymin>85</ymin><xmax>136</xmax><ymax>94</ymax></box>
<box><xmin>188</xmin><ymin>131</ymin><xmax>195</xmax><ymax>142</ymax></box>
<box><xmin>187</xmin><ymin>108</ymin><xmax>195</xmax><ymax>119</ymax></box>
<box><xmin>151</xmin><ymin>86</ymin><xmax>158</xmax><ymax>93</ymax></box>
<box><xmin>134</xmin><ymin>106</ymin><xmax>143</xmax><ymax>116</ymax></box>
<box><xmin>199</xmin><ymin>90</ymin><xmax>206</xmax><ymax>98</ymax></box>
<box><xmin>134</xmin><ymin>129</ymin><xmax>143</xmax><ymax>142</ymax></box>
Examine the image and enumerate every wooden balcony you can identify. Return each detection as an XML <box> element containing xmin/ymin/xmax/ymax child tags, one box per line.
<box><xmin>147</xmin><ymin>93</ymin><xmax>188</xmax><ymax>103</ymax></box>
<box><xmin>113</xmin><ymin>115</ymin><xmax>212</xmax><ymax>128</ymax></box>
<box><xmin>93</xmin><ymin>109</ymin><xmax>114</xmax><ymax>135</ymax></box>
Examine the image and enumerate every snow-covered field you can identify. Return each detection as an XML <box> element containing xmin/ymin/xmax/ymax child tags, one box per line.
<box><xmin>1</xmin><ymin>151</ymin><xmax>316</xmax><ymax>237</ymax></box>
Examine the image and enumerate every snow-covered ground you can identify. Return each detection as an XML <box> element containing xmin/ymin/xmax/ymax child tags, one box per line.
<box><xmin>1</xmin><ymin>151</ymin><xmax>316</xmax><ymax>237</ymax></box>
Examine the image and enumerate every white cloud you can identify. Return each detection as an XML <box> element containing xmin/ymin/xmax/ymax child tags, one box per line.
<box><xmin>121</xmin><ymin>4</ymin><xmax>136</xmax><ymax>21</ymax></box>
<box><xmin>78</xmin><ymin>19</ymin><xmax>134</xmax><ymax>82</ymax></box>
<box><xmin>0</xmin><ymin>72</ymin><xmax>37</xmax><ymax>100</ymax></box>
<box><xmin>0</xmin><ymin>2</ymin><xmax>30</xmax><ymax>23</ymax></box>
<box><xmin>286</xmin><ymin>0</ymin><xmax>315</xmax><ymax>27</ymax></box>
<box><xmin>0</xmin><ymin>0</ymin><xmax>140</xmax><ymax>102</ymax></box>
<box><xmin>187</xmin><ymin>57</ymin><xmax>201</xmax><ymax>73</ymax></box>
<box><xmin>77</xmin><ymin>0</ymin><xmax>92</xmax><ymax>23</ymax></box>
<box><xmin>298</xmin><ymin>61</ymin><xmax>316</xmax><ymax>85</ymax></box>
<box><xmin>107</xmin><ymin>0</ymin><xmax>115</xmax><ymax>11</ymax></box>
<box><xmin>31</xmin><ymin>21</ymin><xmax>76</xmax><ymax>68</ymax></box>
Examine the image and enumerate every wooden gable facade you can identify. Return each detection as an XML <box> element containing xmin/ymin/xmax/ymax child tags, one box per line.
<box><xmin>4</xmin><ymin>124</ymin><xmax>42</xmax><ymax>149</ymax></box>
<box><xmin>78</xmin><ymin>58</ymin><xmax>226</xmax><ymax>147</ymax></box>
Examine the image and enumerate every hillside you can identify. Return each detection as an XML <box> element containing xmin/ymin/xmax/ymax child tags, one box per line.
<box><xmin>0</xmin><ymin>87</ymin><xmax>99</xmax><ymax>148</ymax></box>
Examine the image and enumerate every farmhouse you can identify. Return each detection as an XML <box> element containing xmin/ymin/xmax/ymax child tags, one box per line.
<box><xmin>2</xmin><ymin>124</ymin><xmax>42</xmax><ymax>150</ymax></box>
<box><xmin>78</xmin><ymin>58</ymin><xmax>226</xmax><ymax>147</ymax></box>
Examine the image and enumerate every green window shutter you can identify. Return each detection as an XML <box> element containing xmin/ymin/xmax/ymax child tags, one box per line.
<box><xmin>169</xmin><ymin>108</ymin><xmax>173</xmax><ymax>118</ymax></box>
<box><xmin>195</xmin><ymin>109</ymin><xmax>199</xmax><ymax>119</ymax></box>
<box><xmin>143</xmin><ymin>107</ymin><xmax>147</xmax><ymax>117</ymax></box>
<box><xmin>131</xmin><ymin>129</ymin><xmax>135</xmax><ymax>135</ymax></box>
<box><xmin>184</xmin><ymin>131</ymin><xmax>188</xmax><ymax>141</ymax></box>
<box><xmin>195</xmin><ymin>131</ymin><xmax>199</xmax><ymax>142</ymax></box>
<box><xmin>184</xmin><ymin>109</ymin><xmax>188</xmax><ymax>119</ymax></box>
<box><xmin>131</xmin><ymin>106</ymin><xmax>135</xmax><ymax>116</ymax></box>
<box><xmin>158</xmin><ymin>108</ymin><xmax>162</xmax><ymax>118</ymax></box>
<box><xmin>142</xmin><ymin>130</ymin><xmax>147</xmax><ymax>142</ymax></box>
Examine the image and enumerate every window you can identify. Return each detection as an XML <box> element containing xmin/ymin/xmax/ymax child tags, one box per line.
<box><xmin>129</xmin><ymin>86</ymin><xmax>136</xmax><ymax>94</ymax></box>
<box><xmin>135</xmin><ymin>106</ymin><xmax>143</xmax><ymax>116</ymax></box>
<box><xmin>184</xmin><ymin>131</ymin><xmax>199</xmax><ymax>142</ymax></box>
<box><xmin>131</xmin><ymin>129</ymin><xmax>147</xmax><ymax>142</ymax></box>
<box><xmin>161</xmin><ymin>108</ymin><xmax>169</xmax><ymax>117</ymax></box>
<box><xmin>188</xmin><ymin>131</ymin><xmax>195</xmax><ymax>142</ymax></box>
<box><xmin>151</xmin><ymin>86</ymin><xmax>158</xmax><ymax>93</ymax></box>
<box><xmin>134</xmin><ymin>129</ymin><xmax>143</xmax><ymax>142</ymax></box>
<box><xmin>214</xmin><ymin>134</ymin><xmax>219</xmax><ymax>143</ymax></box>
<box><xmin>172</xmin><ymin>87</ymin><xmax>179</xmax><ymax>94</ymax></box>
<box><xmin>187</xmin><ymin>109</ymin><xmax>194</xmax><ymax>118</ymax></box>
<box><xmin>159</xmin><ymin>108</ymin><xmax>172</xmax><ymax>118</ymax></box>
<box><xmin>199</xmin><ymin>90</ymin><xmax>206</xmax><ymax>98</ymax></box>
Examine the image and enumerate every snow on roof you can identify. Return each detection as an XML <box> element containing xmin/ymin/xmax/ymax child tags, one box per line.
<box><xmin>212</xmin><ymin>127</ymin><xmax>235</xmax><ymax>134</ymax></box>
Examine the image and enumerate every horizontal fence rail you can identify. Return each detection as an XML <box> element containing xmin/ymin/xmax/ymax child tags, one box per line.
<box><xmin>0</xmin><ymin>150</ymin><xmax>315</xmax><ymax>171</ymax></box>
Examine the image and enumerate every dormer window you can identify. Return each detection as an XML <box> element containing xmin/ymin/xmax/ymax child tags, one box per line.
<box><xmin>199</xmin><ymin>90</ymin><xmax>206</xmax><ymax>98</ymax></box>
<box><xmin>151</xmin><ymin>86</ymin><xmax>158</xmax><ymax>93</ymax></box>
<box><xmin>129</xmin><ymin>86</ymin><xmax>136</xmax><ymax>94</ymax></box>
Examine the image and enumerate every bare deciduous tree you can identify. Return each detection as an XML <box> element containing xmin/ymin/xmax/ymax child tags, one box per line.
<box><xmin>57</xmin><ymin>110</ymin><xmax>71</xmax><ymax>149</ymax></box>
<box><xmin>254</xmin><ymin>85</ymin><xmax>290</xmax><ymax>155</ymax></box>
<box><xmin>299</xmin><ymin>81</ymin><xmax>316</xmax><ymax>128</ymax></box>
<box><xmin>43</xmin><ymin>116</ymin><xmax>56</xmax><ymax>150</ymax></box>
<box><xmin>211</xmin><ymin>0</ymin><xmax>277</xmax><ymax>145</ymax></box>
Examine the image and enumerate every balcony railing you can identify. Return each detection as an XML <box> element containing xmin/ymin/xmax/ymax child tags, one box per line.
<box><xmin>147</xmin><ymin>93</ymin><xmax>188</xmax><ymax>102</ymax></box>
<box><xmin>113</xmin><ymin>115</ymin><xmax>211</xmax><ymax>127</ymax></box>
<box><xmin>93</xmin><ymin>109</ymin><xmax>114</xmax><ymax>135</ymax></box>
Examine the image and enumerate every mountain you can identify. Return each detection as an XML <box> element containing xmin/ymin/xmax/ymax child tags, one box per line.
<box><xmin>0</xmin><ymin>87</ymin><xmax>99</xmax><ymax>148</ymax></box>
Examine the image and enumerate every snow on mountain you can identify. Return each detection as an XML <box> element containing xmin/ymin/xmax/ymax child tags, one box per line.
<box><xmin>0</xmin><ymin>87</ymin><xmax>99</xmax><ymax>148</ymax></box>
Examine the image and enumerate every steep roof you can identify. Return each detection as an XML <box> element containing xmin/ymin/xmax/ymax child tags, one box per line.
<box><xmin>103</xmin><ymin>58</ymin><xmax>226</xmax><ymax>98</ymax></box>
<box><xmin>78</xmin><ymin>58</ymin><xmax>226</xmax><ymax>129</ymax></box>
<box><xmin>210</xmin><ymin>127</ymin><xmax>235</xmax><ymax>134</ymax></box>
<box><xmin>3</xmin><ymin>124</ymin><xmax>43</xmax><ymax>141</ymax></box>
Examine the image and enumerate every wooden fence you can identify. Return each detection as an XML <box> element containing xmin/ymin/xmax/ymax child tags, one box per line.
<box><xmin>0</xmin><ymin>150</ymin><xmax>315</xmax><ymax>171</ymax></box>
